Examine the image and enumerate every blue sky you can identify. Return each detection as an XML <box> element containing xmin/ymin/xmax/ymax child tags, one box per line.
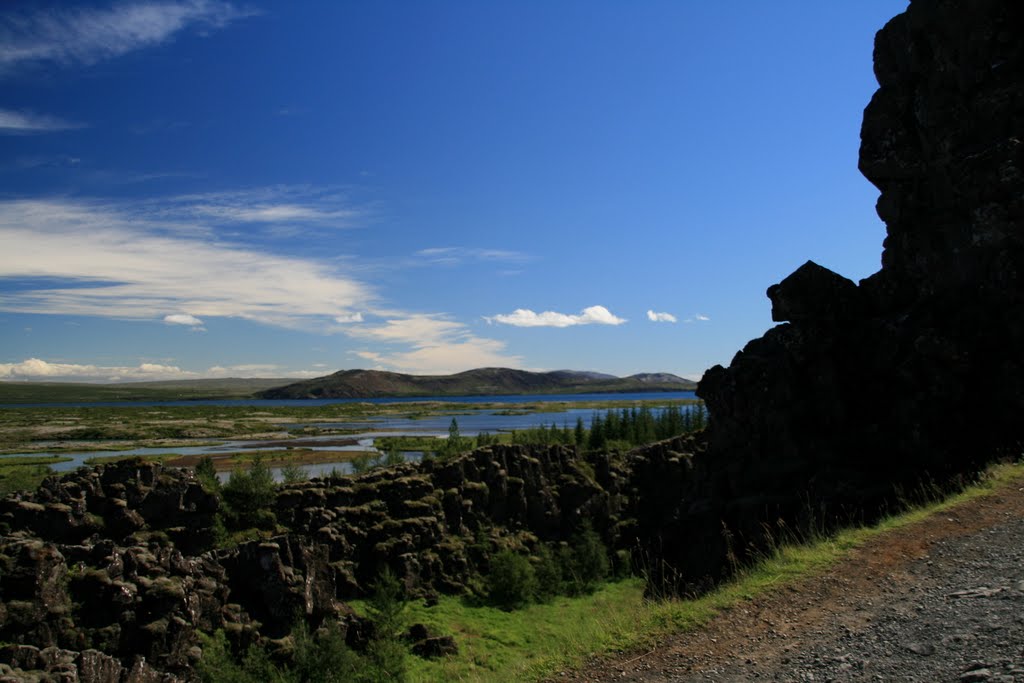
<box><xmin>0</xmin><ymin>1</ymin><xmax>905</xmax><ymax>382</ymax></box>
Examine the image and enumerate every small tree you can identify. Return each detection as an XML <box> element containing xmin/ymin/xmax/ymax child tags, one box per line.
<box><xmin>221</xmin><ymin>456</ymin><xmax>277</xmax><ymax>530</ymax></box>
<box><xmin>195</xmin><ymin>456</ymin><xmax>220</xmax><ymax>491</ymax></box>
<box><xmin>442</xmin><ymin>418</ymin><xmax>465</xmax><ymax>459</ymax></box>
<box><xmin>364</xmin><ymin>568</ymin><xmax>408</xmax><ymax>681</ymax></box>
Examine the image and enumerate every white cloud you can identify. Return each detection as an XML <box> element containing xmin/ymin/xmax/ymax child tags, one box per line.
<box><xmin>347</xmin><ymin>314</ymin><xmax>522</xmax><ymax>374</ymax></box>
<box><xmin>0</xmin><ymin>109</ymin><xmax>82</xmax><ymax>134</ymax></box>
<box><xmin>0</xmin><ymin>1</ymin><xmax>253</xmax><ymax>74</ymax></box>
<box><xmin>346</xmin><ymin>314</ymin><xmax>465</xmax><ymax>344</ymax></box>
<box><xmin>486</xmin><ymin>305</ymin><xmax>627</xmax><ymax>328</ymax></box>
<box><xmin>647</xmin><ymin>310</ymin><xmax>677</xmax><ymax>323</ymax></box>
<box><xmin>0</xmin><ymin>358</ymin><xmax>326</xmax><ymax>382</ymax></box>
<box><xmin>695</xmin><ymin>314</ymin><xmax>710</xmax><ymax>321</ymax></box>
<box><xmin>0</xmin><ymin>198</ymin><xmax>374</xmax><ymax>330</ymax></box>
<box><xmin>0</xmin><ymin>358</ymin><xmax>193</xmax><ymax>382</ymax></box>
<box><xmin>192</xmin><ymin>202</ymin><xmax>357</xmax><ymax>225</ymax></box>
<box><xmin>353</xmin><ymin>337</ymin><xmax>518</xmax><ymax>375</ymax></box>
<box><xmin>0</xmin><ymin>193</ymin><xmax>532</xmax><ymax>376</ymax></box>
<box><xmin>163</xmin><ymin>313</ymin><xmax>204</xmax><ymax>327</ymax></box>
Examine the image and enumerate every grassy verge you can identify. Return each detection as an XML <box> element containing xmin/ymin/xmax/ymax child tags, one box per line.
<box><xmin>398</xmin><ymin>461</ymin><xmax>1024</xmax><ymax>682</ymax></box>
<box><xmin>0</xmin><ymin>455</ymin><xmax>76</xmax><ymax>495</ymax></box>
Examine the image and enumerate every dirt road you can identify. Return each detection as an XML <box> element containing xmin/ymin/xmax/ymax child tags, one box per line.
<box><xmin>563</xmin><ymin>472</ymin><xmax>1024</xmax><ymax>682</ymax></box>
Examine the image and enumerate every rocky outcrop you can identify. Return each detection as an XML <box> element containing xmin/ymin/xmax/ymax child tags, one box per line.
<box><xmin>637</xmin><ymin>0</ymin><xmax>1024</xmax><ymax>593</ymax></box>
<box><xmin>0</xmin><ymin>461</ymin><xmax>349</xmax><ymax>681</ymax></box>
<box><xmin>275</xmin><ymin>443</ymin><xmax>625</xmax><ymax>597</ymax></box>
<box><xmin>0</xmin><ymin>448</ymin><xmax>626</xmax><ymax>679</ymax></box>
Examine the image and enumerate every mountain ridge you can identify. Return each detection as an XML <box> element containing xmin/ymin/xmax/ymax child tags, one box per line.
<box><xmin>258</xmin><ymin>367</ymin><xmax>695</xmax><ymax>399</ymax></box>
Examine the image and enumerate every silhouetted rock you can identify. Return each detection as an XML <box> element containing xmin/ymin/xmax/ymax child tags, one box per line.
<box><xmin>638</xmin><ymin>0</ymin><xmax>1024</xmax><ymax>594</ymax></box>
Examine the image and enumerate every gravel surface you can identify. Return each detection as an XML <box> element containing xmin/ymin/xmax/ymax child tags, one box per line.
<box><xmin>559</xmin><ymin>477</ymin><xmax>1024</xmax><ymax>683</ymax></box>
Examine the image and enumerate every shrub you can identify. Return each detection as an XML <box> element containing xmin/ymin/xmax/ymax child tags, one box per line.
<box><xmin>196</xmin><ymin>630</ymin><xmax>285</xmax><ymax>683</ymax></box>
<box><xmin>533</xmin><ymin>544</ymin><xmax>563</xmax><ymax>602</ymax></box>
<box><xmin>562</xmin><ymin>527</ymin><xmax>610</xmax><ymax>596</ymax></box>
<box><xmin>350</xmin><ymin>452</ymin><xmax>374</xmax><ymax>475</ymax></box>
<box><xmin>487</xmin><ymin>550</ymin><xmax>537</xmax><ymax>610</ymax></box>
<box><xmin>384</xmin><ymin>448</ymin><xmax>405</xmax><ymax>467</ymax></box>
<box><xmin>291</xmin><ymin>620</ymin><xmax>362</xmax><ymax>683</ymax></box>
<box><xmin>280</xmin><ymin>462</ymin><xmax>309</xmax><ymax>485</ymax></box>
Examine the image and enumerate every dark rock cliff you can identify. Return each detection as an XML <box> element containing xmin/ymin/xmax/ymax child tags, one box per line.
<box><xmin>646</xmin><ymin>0</ymin><xmax>1024</xmax><ymax>591</ymax></box>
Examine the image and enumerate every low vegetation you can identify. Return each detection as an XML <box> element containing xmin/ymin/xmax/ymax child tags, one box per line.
<box><xmin>198</xmin><ymin>569</ymin><xmax>409</xmax><ymax>683</ymax></box>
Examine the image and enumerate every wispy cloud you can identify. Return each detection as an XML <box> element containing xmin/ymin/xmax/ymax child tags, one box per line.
<box><xmin>0</xmin><ymin>358</ymin><xmax>323</xmax><ymax>382</ymax></box>
<box><xmin>683</xmin><ymin>313</ymin><xmax>711</xmax><ymax>323</ymax></box>
<box><xmin>0</xmin><ymin>197</ymin><xmax>371</xmax><ymax>329</ymax></box>
<box><xmin>0</xmin><ymin>1</ymin><xmax>254</xmax><ymax>75</ymax></box>
<box><xmin>646</xmin><ymin>310</ymin><xmax>677</xmax><ymax>323</ymax></box>
<box><xmin>486</xmin><ymin>305</ymin><xmax>627</xmax><ymax>328</ymax></box>
<box><xmin>0</xmin><ymin>193</ymin><xmax>521</xmax><ymax>375</ymax></box>
<box><xmin>0</xmin><ymin>108</ymin><xmax>82</xmax><ymax>134</ymax></box>
<box><xmin>415</xmin><ymin>247</ymin><xmax>530</xmax><ymax>266</ymax></box>
<box><xmin>164</xmin><ymin>187</ymin><xmax>362</xmax><ymax>229</ymax></box>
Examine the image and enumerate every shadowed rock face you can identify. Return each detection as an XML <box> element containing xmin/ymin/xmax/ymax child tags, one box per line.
<box><xmin>660</xmin><ymin>0</ymin><xmax>1024</xmax><ymax>591</ymax></box>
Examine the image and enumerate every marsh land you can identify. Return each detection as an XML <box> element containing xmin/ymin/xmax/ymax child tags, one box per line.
<box><xmin>0</xmin><ymin>392</ymin><xmax>699</xmax><ymax>492</ymax></box>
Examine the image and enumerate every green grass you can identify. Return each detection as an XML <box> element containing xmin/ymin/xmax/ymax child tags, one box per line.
<box><xmin>0</xmin><ymin>454</ymin><xmax>74</xmax><ymax>467</ymax></box>
<box><xmin>82</xmin><ymin>453</ymin><xmax>180</xmax><ymax>465</ymax></box>
<box><xmin>394</xmin><ymin>461</ymin><xmax>1024</xmax><ymax>682</ymax></box>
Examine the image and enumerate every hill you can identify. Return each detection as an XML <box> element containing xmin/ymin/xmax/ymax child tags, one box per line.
<box><xmin>258</xmin><ymin>367</ymin><xmax>696</xmax><ymax>399</ymax></box>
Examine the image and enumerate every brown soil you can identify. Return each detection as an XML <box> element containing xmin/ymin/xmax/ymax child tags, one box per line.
<box><xmin>559</xmin><ymin>470</ymin><xmax>1024</xmax><ymax>682</ymax></box>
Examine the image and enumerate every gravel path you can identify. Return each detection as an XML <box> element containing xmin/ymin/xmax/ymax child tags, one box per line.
<box><xmin>561</xmin><ymin>474</ymin><xmax>1024</xmax><ymax>683</ymax></box>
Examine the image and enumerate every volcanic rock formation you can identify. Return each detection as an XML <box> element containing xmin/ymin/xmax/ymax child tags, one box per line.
<box><xmin>662</xmin><ymin>0</ymin><xmax>1024</xmax><ymax>591</ymax></box>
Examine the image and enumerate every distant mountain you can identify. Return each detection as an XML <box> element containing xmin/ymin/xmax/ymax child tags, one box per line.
<box><xmin>258</xmin><ymin>367</ymin><xmax>696</xmax><ymax>399</ymax></box>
